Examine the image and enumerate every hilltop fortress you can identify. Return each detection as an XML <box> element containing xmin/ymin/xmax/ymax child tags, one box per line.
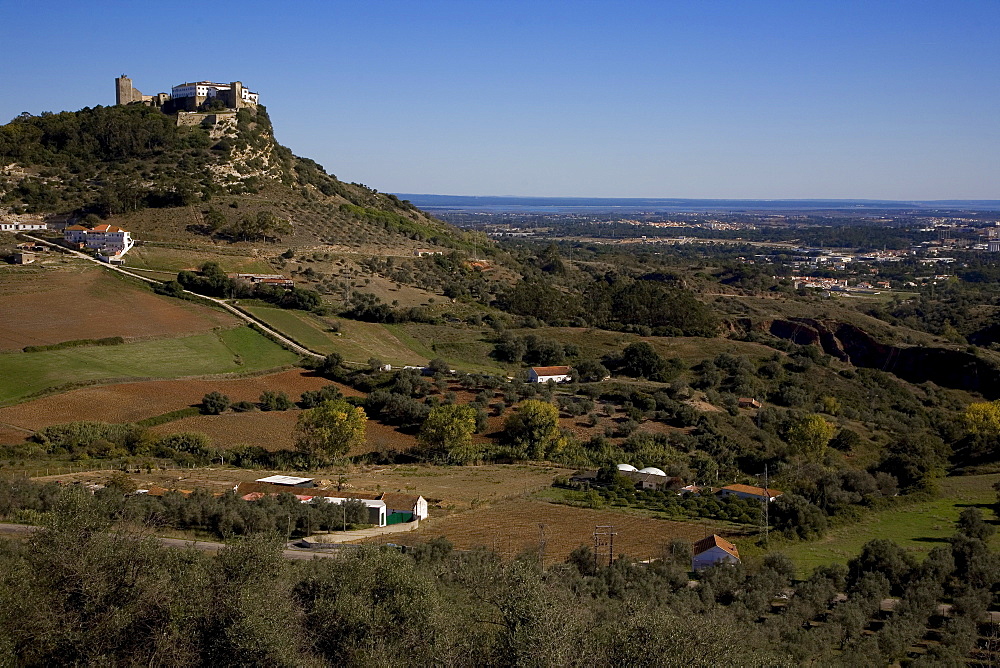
<box><xmin>115</xmin><ymin>75</ymin><xmax>259</xmax><ymax>112</ymax></box>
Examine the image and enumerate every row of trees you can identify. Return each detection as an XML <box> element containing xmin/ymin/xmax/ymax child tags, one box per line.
<box><xmin>171</xmin><ymin>262</ymin><xmax>322</xmax><ymax>311</ymax></box>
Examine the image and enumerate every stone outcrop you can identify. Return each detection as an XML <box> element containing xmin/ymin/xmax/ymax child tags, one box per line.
<box><xmin>757</xmin><ymin>317</ymin><xmax>1000</xmax><ymax>398</ymax></box>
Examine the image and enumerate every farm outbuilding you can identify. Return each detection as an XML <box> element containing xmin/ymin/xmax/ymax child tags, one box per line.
<box><xmin>692</xmin><ymin>534</ymin><xmax>740</xmax><ymax>571</ymax></box>
<box><xmin>234</xmin><ymin>480</ymin><xmax>427</xmax><ymax>527</ymax></box>
<box><xmin>528</xmin><ymin>366</ymin><xmax>571</xmax><ymax>383</ymax></box>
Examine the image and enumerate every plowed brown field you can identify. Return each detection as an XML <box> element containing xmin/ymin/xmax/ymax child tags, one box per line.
<box><xmin>0</xmin><ymin>424</ymin><xmax>30</xmax><ymax>445</ymax></box>
<box><xmin>0</xmin><ymin>265</ymin><xmax>237</xmax><ymax>350</ymax></box>
<box><xmin>0</xmin><ymin>370</ymin><xmax>355</xmax><ymax>431</ymax></box>
<box><xmin>150</xmin><ymin>410</ymin><xmax>302</xmax><ymax>450</ymax></box>
<box><xmin>358</xmin><ymin>497</ymin><xmax>734</xmax><ymax>565</ymax></box>
<box><xmin>150</xmin><ymin>406</ymin><xmax>417</xmax><ymax>455</ymax></box>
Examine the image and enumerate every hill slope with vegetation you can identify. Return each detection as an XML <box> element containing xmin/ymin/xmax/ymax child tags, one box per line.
<box><xmin>0</xmin><ymin>104</ymin><xmax>472</xmax><ymax>251</ymax></box>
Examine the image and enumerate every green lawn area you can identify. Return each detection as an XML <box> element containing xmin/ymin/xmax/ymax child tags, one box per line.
<box><xmin>0</xmin><ymin>326</ymin><xmax>296</xmax><ymax>405</ymax></box>
<box><xmin>242</xmin><ymin>307</ymin><xmax>431</xmax><ymax>366</ymax></box>
<box><xmin>777</xmin><ymin>474</ymin><xmax>1000</xmax><ymax>577</ymax></box>
<box><xmin>241</xmin><ymin>305</ymin><xmax>342</xmax><ymax>355</ymax></box>
<box><xmin>391</xmin><ymin>323</ymin><xmax>506</xmax><ymax>373</ymax></box>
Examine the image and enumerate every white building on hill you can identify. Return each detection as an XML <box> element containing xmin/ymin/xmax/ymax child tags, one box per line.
<box><xmin>0</xmin><ymin>221</ymin><xmax>47</xmax><ymax>232</ymax></box>
<box><xmin>64</xmin><ymin>224</ymin><xmax>134</xmax><ymax>263</ymax></box>
<box><xmin>528</xmin><ymin>365</ymin><xmax>571</xmax><ymax>383</ymax></box>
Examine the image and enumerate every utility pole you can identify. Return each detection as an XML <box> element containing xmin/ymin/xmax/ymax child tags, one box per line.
<box><xmin>538</xmin><ymin>523</ymin><xmax>547</xmax><ymax>568</ymax></box>
<box><xmin>763</xmin><ymin>464</ymin><xmax>770</xmax><ymax>546</ymax></box>
<box><xmin>594</xmin><ymin>525</ymin><xmax>616</xmax><ymax>568</ymax></box>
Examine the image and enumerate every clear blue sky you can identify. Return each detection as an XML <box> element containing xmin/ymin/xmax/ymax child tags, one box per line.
<box><xmin>2</xmin><ymin>0</ymin><xmax>998</xmax><ymax>199</ymax></box>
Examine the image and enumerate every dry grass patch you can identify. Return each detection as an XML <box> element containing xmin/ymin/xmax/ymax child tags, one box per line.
<box><xmin>358</xmin><ymin>497</ymin><xmax>733</xmax><ymax>565</ymax></box>
<box><xmin>150</xmin><ymin>410</ymin><xmax>302</xmax><ymax>451</ymax></box>
<box><xmin>0</xmin><ymin>264</ymin><xmax>237</xmax><ymax>350</ymax></box>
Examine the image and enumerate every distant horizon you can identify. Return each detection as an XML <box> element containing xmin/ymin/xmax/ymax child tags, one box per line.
<box><xmin>395</xmin><ymin>193</ymin><xmax>1000</xmax><ymax>213</ymax></box>
<box><xmin>397</xmin><ymin>193</ymin><xmax>1000</xmax><ymax>204</ymax></box>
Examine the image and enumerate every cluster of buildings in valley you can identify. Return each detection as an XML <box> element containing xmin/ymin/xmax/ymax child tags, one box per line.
<box><xmin>138</xmin><ymin>475</ymin><xmax>428</xmax><ymax>529</ymax></box>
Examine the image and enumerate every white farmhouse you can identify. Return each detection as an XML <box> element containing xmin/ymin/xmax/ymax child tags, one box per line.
<box><xmin>692</xmin><ymin>534</ymin><xmax>741</xmax><ymax>571</ymax></box>
<box><xmin>63</xmin><ymin>223</ymin><xmax>134</xmax><ymax>263</ymax></box>
<box><xmin>528</xmin><ymin>365</ymin><xmax>571</xmax><ymax>383</ymax></box>
<box><xmin>0</xmin><ymin>221</ymin><xmax>47</xmax><ymax>232</ymax></box>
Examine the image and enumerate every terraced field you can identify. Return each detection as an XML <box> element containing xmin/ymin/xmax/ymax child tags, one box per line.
<box><xmin>125</xmin><ymin>244</ymin><xmax>274</xmax><ymax>274</ymax></box>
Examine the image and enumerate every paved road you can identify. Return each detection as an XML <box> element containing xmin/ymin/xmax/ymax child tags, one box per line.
<box><xmin>22</xmin><ymin>235</ymin><xmax>324</xmax><ymax>360</ymax></box>
<box><xmin>298</xmin><ymin>520</ymin><xmax>421</xmax><ymax>546</ymax></box>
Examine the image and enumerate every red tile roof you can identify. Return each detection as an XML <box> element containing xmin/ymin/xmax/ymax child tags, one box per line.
<box><xmin>531</xmin><ymin>366</ymin><xmax>571</xmax><ymax>376</ymax></box>
<box><xmin>693</xmin><ymin>534</ymin><xmax>739</xmax><ymax>559</ymax></box>
<box><xmin>721</xmin><ymin>484</ymin><xmax>783</xmax><ymax>498</ymax></box>
<box><xmin>380</xmin><ymin>493</ymin><xmax>423</xmax><ymax>511</ymax></box>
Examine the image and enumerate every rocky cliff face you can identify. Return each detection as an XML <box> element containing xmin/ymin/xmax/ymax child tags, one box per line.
<box><xmin>758</xmin><ymin>317</ymin><xmax>1000</xmax><ymax>398</ymax></box>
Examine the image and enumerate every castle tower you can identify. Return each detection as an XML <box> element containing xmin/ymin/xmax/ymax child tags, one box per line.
<box><xmin>230</xmin><ymin>81</ymin><xmax>244</xmax><ymax>109</ymax></box>
<box><xmin>115</xmin><ymin>75</ymin><xmax>143</xmax><ymax>105</ymax></box>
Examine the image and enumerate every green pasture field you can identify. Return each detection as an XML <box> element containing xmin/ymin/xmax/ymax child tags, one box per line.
<box><xmin>0</xmin><ymin>326</ymin><xmax>296</xmax><ymax>405</ymax></box>
<box><xmin>391</xmin><ymin>323</ymin><xmax>506</xmax><ymax>373</ymax></box>
<box><xmin>777</xmin><ymin>474</ymin><xmax>1000</xmax><ymax>577</ymax></box>
<box><xmin>242</xmin><ymin>307</ymin><xmax>431</xmax><ymax>366</ymax></box>
<box><xmin>510</xmin><ymin>327</ymin><xmax>779</xmax><ymax>366</ymax></box>
<box><xmin>241</xmin><ymin>305</ymin><xmax>342</xmax><ymax>354</ymax></box>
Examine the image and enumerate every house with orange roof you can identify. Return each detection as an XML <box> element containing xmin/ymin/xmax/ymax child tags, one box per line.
<box><xmin>63</xmin><ymin>223</ymin><xmax>134</xmax><ymax>262</ymax></box>
<box><xmin>692</xmin><ymin>534</ymin><xmax>740</xmax><ymax>570</ymax></box>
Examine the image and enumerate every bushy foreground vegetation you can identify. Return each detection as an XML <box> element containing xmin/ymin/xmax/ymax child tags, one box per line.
<box><xmin>2</xmin><ymin>476</ymin><xmax>369</xmax><ymax>539</ymax></box>
<box><xmin>1</xmin><ymin>486</ymin><xmax>999</xmax><ymax>666</ymax></box>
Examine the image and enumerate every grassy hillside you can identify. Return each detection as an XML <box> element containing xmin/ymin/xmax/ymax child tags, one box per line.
<box><xmin>0</xmin><ymin>104</ymin><xmax>476</xmax><ymax>252</ymax></box>
<box><xmin>0</xmin><ymin>326</ymin><xmax>296</xmax><ymax>405</ymax></box>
